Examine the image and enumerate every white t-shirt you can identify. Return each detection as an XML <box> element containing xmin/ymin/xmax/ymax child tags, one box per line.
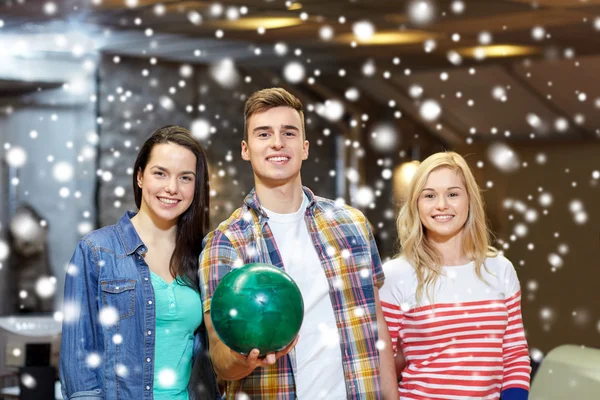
<box><xmin>263</xmin><ymin>194</ymin><xmax>347</xmax><ymax>399</ymax></box>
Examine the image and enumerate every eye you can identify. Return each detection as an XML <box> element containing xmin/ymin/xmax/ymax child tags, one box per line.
<box><xmin>284</xmin><ymin>131</ymin><xmax>296</xmax><ymax>136</ymax></box>
<box><xmin>153</xmin><ymin>171</ymin><xmax>165</xmax><ymax>177</ymax></box>
<box><xmin>424</xmin><ymin>193</ymin><xmax>434</xmax><ymax>199</ymax></box>
<box><xmin>449</xmin><ymin>192</ymin><xmax>458</xmax><ymax>197</ymax></box>
<box><xmin>182</xmin><ymin>176</ymin><xmax>194</xmax><ymax>182</ymax></box>
<box><xmin>257</xmin><ymin>132</ymin><xmax>269</xmax><ymax>137</ymax></box>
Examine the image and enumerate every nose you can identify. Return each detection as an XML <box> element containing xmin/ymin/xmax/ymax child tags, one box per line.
<box><xmin>164</xmin><ymin>178</ymin><xmax>178</xmax><ymax>195</ymax></box>
<box><xmin>270</xmin><ymin>133</ymin><xmax>284</xmax><ymax>150</ymax></box>
<box><xmin>435</xmin><ymin>196</ymin><xmax>448</xmax><ymax>210</ymax></box>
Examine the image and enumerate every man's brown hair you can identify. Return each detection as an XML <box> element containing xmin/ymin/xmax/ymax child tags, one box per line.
<box><xmin>243</xmin><ymin>87</ymin><xmax>305</xmax><ymax>141</ymax></box>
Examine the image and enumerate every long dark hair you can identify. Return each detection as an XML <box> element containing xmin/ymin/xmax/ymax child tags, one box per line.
<box><xmin>132</xmin><ymin>125</ymin><xmax>210</xmax><ymax>291</ymax></box>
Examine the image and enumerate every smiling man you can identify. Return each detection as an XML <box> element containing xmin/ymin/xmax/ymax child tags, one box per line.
<box><xmin>198</xmin><ymin>87</ymin><xmax>397</xmax><ymax>399</ymax></box>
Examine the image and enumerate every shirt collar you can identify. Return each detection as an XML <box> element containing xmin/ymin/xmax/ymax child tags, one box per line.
<box><xmin>117</xmin><ymin>211</ymin><xmax>146</xmax><ymax>255</ymax></box>
<box><xmin>243</xmin><ymin>186</ymin><xmax>317</xmax><ymax>217</ymax></box>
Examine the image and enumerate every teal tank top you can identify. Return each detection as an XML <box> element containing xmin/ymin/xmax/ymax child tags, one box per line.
<box><xmin>151</xmin><ymin>272</ymin><xmax>203</xmax><ymax>400</ymax></box>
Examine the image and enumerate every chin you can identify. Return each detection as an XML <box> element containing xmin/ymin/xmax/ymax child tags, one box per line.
<box><xmin>154</xmin><ymin>207</ymin><xmax>185</xmax><ymax>221</ymax></box>
<box><xmin>425</xmin><ymin>225</ymin><xmax>457</xmax><ymax>237</ymax></box>
<box><xmin>440</xmin><ymin>229</ymin><xmax>463</xmax><ymax>239</ymax></box>
<box><xmin>260</xmin><ymin>174</ymin><xmax>295</xmax><ymax>184</ymax></box>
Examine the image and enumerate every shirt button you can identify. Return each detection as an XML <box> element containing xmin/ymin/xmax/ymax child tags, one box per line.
<box><xmin>148</xmin><ymin>301</ymin><xmax>152</xmax><ymax>305</ymax></box>
<box><xmin>147</xmin><ymin>330</ymin><xmax>152</xmax><ymax>335</ymax></box>
<box><xmin>115</xmin><ymin>286</ymin><xmax>119</xmax><ymax>290</ymax></box>
<box><xmin>146</xmin><ymin>386</ymin><xmax>150</xmax><ymax>390</ymax></box>
<box><xmin>146</xmin><ymin>358</ymin><xmax>151</xmax><ymax>362</ymax></box>
<box><xmin>144</xmin><ymin>277</ymin><xmax>149</xmax><ymax>281</ymax></box>
<box><xmin>170</xmin><ymin>303</ymin><xmax>175</xmax><ymax>308</ymax></box>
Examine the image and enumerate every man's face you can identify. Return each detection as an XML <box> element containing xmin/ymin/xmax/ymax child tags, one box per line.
<box><xmin>242</xmin><ymin>106</ymin><xmax>309</xmax><ymax>187</ymax></box>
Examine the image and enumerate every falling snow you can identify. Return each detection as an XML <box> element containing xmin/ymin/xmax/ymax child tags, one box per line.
<box><xmin>0</xmin><ymin>0</ymin><xmax>597</xmax><ymax>379</ymax></box>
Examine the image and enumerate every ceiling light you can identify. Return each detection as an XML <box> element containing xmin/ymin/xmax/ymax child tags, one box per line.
<box><xmin>456</xmin><ymin>44</ymin><xmax>539</xmax><ymax>58</ymax></box>
<box><xmin>336</xmin><ymin>30</ymin><xmax>434</xmax><ymax>45</ymax></box>
<box><xmin>210</xmin><ymin>17</ymin><xmax>302</xmax><ymax>30</ymax></box>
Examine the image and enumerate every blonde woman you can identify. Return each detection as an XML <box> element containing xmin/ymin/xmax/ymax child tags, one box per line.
<box><xmin>380</xmin><ymin>152</ymin><xmax>531</xmax><ymax>400</ymax></box>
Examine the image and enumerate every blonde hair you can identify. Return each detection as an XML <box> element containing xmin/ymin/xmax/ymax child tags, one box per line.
<box><xmin>396</xmin><ymin>151</ymin><xmax>498</xmax><ymax>304</ymax></box>
<box><xmin>243</xmin><ymin>87</ymin><xmax>305</xmax><ymax>141</ymax></box>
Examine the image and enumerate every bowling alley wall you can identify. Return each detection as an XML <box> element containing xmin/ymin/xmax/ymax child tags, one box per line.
<box><xmin>93</xmin><ymin>55</ymin><xmax>600</xmax><ymax>357</ymax></box>
<box><xmin>96</xmin><ymin>55</ymin><xmax>339</xmax><ymax>230</ymax></box>
<box><xmin>456</xmin><ymin>141</ymin><xmax>600</xmax><ymax>357</ymax></box>
<box><xmin>92</xmin><ymin>56</ymin><xmax>600</xmax><ymax>354</ymax></box>
<box><xmin>1</xmin><ymin>52</ymin><xmax>597</xmax><ymax>364</ymax></box>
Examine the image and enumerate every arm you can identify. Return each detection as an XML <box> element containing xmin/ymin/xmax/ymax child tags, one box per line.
<box><xmin>198</xmin><ymin>230</ymin><xmax>296</xmax><ymax>381</ymax></box>
<box><xmin>378</xmin><ymin>258</ymin><xmax>406</xmax><ymax>379</ymax></box>
<box><xmin>501</xmin><ymin>264</ymin><xmax>531</xmax><ymax>400</ymax></box>
<box><xmin>394</xmin><ymin>349</ymin><xmax>406</xmax><ymax>378</ymax></box>
<box><xmin>204</xmin><ymin>311</ymin><xmax>298</xmax><ymax>381</ymax></box>
<box><xmin>375</xmin><ymin>288</ymin><xmax>399</xmax><ymax>400</ymax></box>
<box><xmin>363</xmin><ymin>221</ymin><xmax>400</xmax><ymax>397</ymax></box>
<box><xmin>501</xmin><ymin>290</ymin><xmax>530</xmax><ymax>399</ymax></box>
<box><xmin>59</xmin><ymin>240</ymin><xmax>103</xmax><ymax>400</ymax></box>
<box><xmin>380</xmin><ymin>298</ymin><xmax>406</xmax><ymax>378</ymax></box>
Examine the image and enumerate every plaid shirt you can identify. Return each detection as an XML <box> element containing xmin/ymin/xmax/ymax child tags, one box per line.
<box><xmin>199</xmin><ymin>187</ymin><xmax>385</xmax><ymax>399</ymax></box>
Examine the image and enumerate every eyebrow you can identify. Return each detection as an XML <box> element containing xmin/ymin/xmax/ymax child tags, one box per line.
<box><xmin>252</xmin><ymin>124</ymin><xmax>300</xmax><ymax>133</ymax></box>
<box><xmin>151</xmin><ymin>165</ymin><xmax>196</xmax><ymax>176</ymax></box>
<box><xmin>422</xmin><ymin>186</ymin><xmax>463</xmax><ymax>191</ymax></box>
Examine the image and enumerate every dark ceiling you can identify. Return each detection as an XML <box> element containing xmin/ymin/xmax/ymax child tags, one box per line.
<box><xmin>1</xmin><ymin>0</ymin><xmax>600</xmax><ymax>145</ymax></box>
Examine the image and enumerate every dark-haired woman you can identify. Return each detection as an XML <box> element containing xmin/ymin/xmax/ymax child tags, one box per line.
<box><xmin>59</xmin><ymin>126</ymin><xmax>219</xmax><ymax>399</ymax></box>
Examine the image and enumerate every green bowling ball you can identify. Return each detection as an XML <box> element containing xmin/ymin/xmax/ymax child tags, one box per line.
<box><xmin>210</xmin><ymin>263</ymin><xmax>304</xmax><ymax>357</ymax></box>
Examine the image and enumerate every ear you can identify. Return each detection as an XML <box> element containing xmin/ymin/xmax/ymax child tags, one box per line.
<box><xmin>302</xmin><ymin>140</ymin><xmax>309</xmax><ymax>160</ymax></box>
<box><xmin>136</xmin><ymin>169</ymin><xmax>143</xmax><ymax>188</ymax></box>
<box><xmin>241</xmin><ymin>140</ymin><xmax>250</xmax><ymax>161</ymax></box>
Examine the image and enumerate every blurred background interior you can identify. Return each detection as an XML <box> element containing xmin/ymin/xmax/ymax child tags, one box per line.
<box><xmin>0</xmin><ymin>0</ymin><xmax>599</xmax><ymax>398</ymax></box>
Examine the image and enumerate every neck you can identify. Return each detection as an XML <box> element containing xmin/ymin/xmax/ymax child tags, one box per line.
<box><xmin>427</xmin><ymin>231</ymin><xmax>470</xmax><ymax>266</ymax></box>
<box><xmin>130</xmin><ymin>208</ymin><xmax>178</xmax><ymax>246</ymax></box>
<box><xmin>254</xmin><ymin>176</ymin><xmax>304</xmax><ymax>213</ymax></box>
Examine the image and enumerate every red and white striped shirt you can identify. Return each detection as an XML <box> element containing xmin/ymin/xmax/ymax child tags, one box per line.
<box><xmin>380</xmin><ymin>255</ymin><xmax>531</xmax><ymax>399</ymax></box>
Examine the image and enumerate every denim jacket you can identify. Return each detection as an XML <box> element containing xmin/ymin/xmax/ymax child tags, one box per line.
<box><xmin>59</xmin><ymin>211</ymin><xmax>219</xmax><ymax>400</ymax></box>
